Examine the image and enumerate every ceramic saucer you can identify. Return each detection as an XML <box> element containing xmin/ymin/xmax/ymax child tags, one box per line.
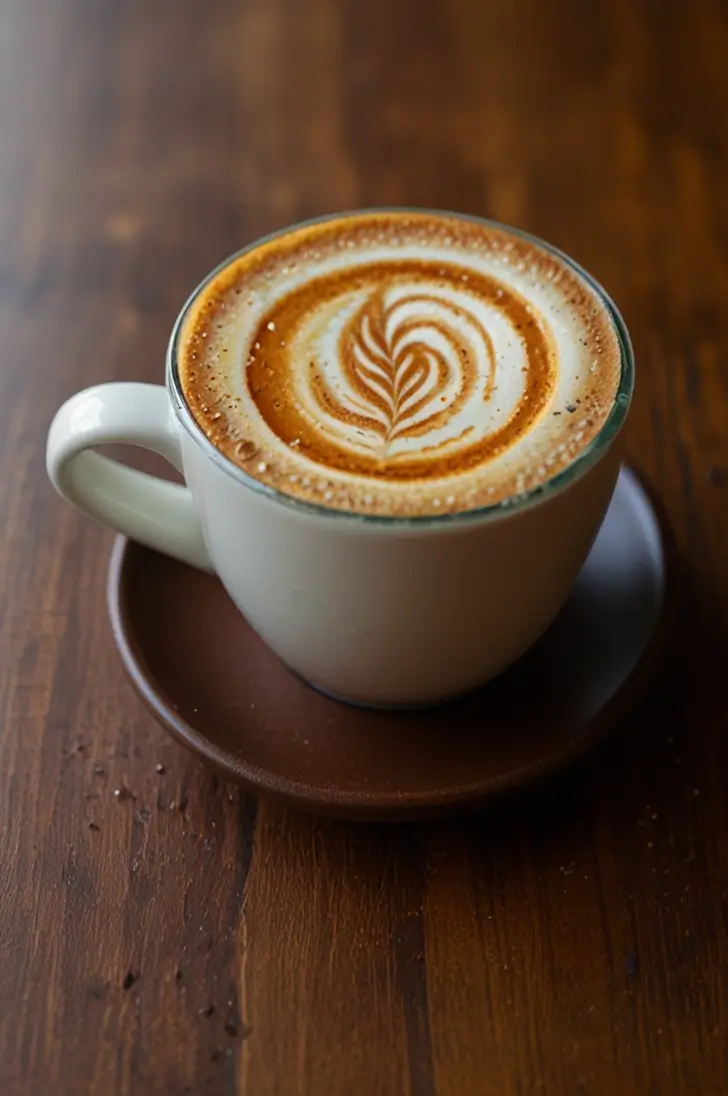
<box><xmin>107</xmin><ymin>466</ymin><xmax>673</xmax><ymax>820</ymax></box>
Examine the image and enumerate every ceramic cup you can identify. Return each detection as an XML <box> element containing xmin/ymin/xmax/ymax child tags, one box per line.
<box><xmin>46</xmin><ymin>213</ymin><xmax>633</xmax><ymax>707</ymax></box>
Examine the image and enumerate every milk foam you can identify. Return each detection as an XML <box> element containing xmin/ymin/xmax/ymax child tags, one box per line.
<box><xmin>178</xmin><ymin>213</ymin><xmax>622</xmax><ymax>516</ymax></box>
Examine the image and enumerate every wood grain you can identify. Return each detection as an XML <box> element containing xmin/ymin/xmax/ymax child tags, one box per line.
<box><xmin>1</xmin><ymin>0</ymin><xmax>727</xmax><ymax>1092</ymax></box>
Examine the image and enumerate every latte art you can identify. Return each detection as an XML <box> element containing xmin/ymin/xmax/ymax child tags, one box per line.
<box><xmin>247</xmin><ymin>260</ymin><xmax>555</xmax><ymax>482</ymax></box>
<box><xmin>314</xmin><ymin>285</ymin><xmax>496</xmax><ymax>457</ymax></box>
<box><xmin>178</xmin><ymin>212</ymin><xmax>622</xmax><ymax>516</ymax></box>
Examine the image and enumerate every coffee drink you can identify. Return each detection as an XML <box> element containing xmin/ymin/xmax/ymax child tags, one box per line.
<box><xmin>49</xmin><ymin>209</ymin><xmax>632</xmax><ymax>703</ymax></box>
<box><xmin>178</xmin><ymin>212</ymin><xmax>621</xmax><ymax>517</ymax></box>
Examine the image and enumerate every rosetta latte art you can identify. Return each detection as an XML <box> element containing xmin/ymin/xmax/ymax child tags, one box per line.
<box><xmin>312</xmin><ymin>288</ymin><xmax>495</xmax><ymax>459</ymax></box>
<box><xmin>247</xmin><ymin>261</ymin><xmax>555</xmax><ymax>480</ymax></box>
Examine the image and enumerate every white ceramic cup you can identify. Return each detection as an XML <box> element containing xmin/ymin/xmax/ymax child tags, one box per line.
<box><xmin>46</xmin><ymin>214</ymin><xmax>634</xmax><ymax>708</ymax></box>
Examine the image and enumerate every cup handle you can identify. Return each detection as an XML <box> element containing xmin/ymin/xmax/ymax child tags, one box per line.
<box><xmin>46</xmin><ymin>382</ymin><xmax>214</xmax><ymax>573</ymax></box>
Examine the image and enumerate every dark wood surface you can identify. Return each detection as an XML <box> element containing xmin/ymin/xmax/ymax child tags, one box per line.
<box><xmin>1</xmin><ymin>0</ymin><xmax>727</xmax><ymax>1092</ymax></box>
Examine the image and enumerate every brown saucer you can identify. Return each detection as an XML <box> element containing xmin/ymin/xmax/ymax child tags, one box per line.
<box><xmin>108</xmin><ymin>467</ymin><xmax>673</xmax><ymax>820</ymax></box>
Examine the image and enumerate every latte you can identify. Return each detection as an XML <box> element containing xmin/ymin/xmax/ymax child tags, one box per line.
<box><xmin>177</xmin><ymin>212</ymin><xmax>622</xmax><ymax>517</ymax></box>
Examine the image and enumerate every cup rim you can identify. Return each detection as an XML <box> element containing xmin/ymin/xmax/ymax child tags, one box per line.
<box><xmin>167</xmin><ymin>207</ymin><xmax>634</xmax><ymax>527</ymax></box>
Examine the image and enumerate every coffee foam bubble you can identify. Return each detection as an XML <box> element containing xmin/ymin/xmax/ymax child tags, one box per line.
<box><xmin>178</xmin><ymin>213</ymin><xmax>622</xmax><ymax>516</ymax></box>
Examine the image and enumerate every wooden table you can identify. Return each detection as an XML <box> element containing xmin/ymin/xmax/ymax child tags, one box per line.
<box><xmin>2</xmin><ymin>1</ymin><xmax>727</xmax><ymax>1092</ymax></box>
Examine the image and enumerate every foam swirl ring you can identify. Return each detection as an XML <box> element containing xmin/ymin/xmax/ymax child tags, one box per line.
<box><xmin>247</xmin><ymin>260</ymin><xmax>556</xmax><ymax>481</ymax></box>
